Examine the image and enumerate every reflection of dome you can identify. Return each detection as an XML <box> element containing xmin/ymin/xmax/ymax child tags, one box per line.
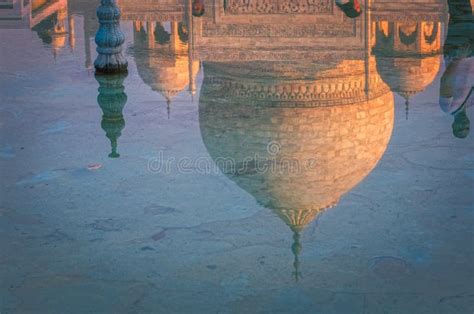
<box><xmin>133</xmin><ymin>22</ymin><xmax>199</xmax><ymax>101</ymax></box>
<box><xmin>376</xmin><ymin>55</ymin><xmax>441</xmax><ymax>99</ymax></box>
<box><xmin>199</xmin><ymin>60</ymin><xmax>394</xmax><ymax>232</ymax></box>
<box><xmin>137</xmin><ymin>54</ymin><xmax>195</xmax><ymax>99</ymax></box>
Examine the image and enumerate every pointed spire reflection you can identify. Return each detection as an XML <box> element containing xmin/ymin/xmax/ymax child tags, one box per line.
<box><xmin>166</xmin><ymin>97</ymin><xmax>171</xmax><ymax>119</ymax></box>
<box><xmin>291</xmin><ymin>230</ymin><xmax>302</xmax><ymax>282</ymax></box>
<box><xmin>405</xmin><ymin>97</ymin><xmax>410</xmax><ymax>120</ymax></box>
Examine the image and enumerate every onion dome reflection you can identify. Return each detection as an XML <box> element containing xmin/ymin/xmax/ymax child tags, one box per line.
<box><xmin>199</xmin><ymin>58</ymin><xmax>394</xmax><ymax>280</ymax></box>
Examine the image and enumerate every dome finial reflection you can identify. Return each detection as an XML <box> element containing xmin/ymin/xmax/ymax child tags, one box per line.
<box><xmin>291</xmin><ymin>230</ymin><xmax>302</xmax><ymax>282</ymax></box>
<box><xmin>404</xmin><ymin>97</ymin><xmax>410</xmax><ymax>120</ymax></box>
<box><xmin>166</xmin><ymin>97</ymin><xmax>171</xmax><ymax>119</ymax></box>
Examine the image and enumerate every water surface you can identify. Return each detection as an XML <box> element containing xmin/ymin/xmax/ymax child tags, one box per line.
<box><xmin>1</xmin><ymin>0</ymin><xmax>473</xmax><ymax>313</ymax></box>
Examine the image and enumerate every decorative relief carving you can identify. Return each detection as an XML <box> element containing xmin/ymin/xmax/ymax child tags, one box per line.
<box><xmin>121</xmin><ymin>13</ymin><xmax>184</xmax><ymax>22</ymax></box>
<box><xmin>372</xmin><ymin>14</ymin><xmax>445</xmax><ymax>22</ymax></box>
<box><xmin>202</xmin><ymin>23</ymin><xmax>355</xmax><ymax>37</ymax></box>
<box><xmin>203</xmin><ymin>76</ymin><xmax>391</xmax><ymax>107</ymax></box>
<box><xmin>225</xmin><ymin>0</ymin><xmax>332</xmax><ymax>14</ymax></box>
<box><xmin>195</xmin><ymin>50</ymin><xmax>365</xmax><ymax>63</ymax></box>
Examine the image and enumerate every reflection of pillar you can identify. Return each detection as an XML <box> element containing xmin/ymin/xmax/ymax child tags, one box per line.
<box><xmin>416</xmin><ymin>22</ymin><xmax>423</xmax><ymax>51</ymax></box>
<box><xmin>147</xmin><ymin>21</ymin><xmax>155</xmax><ymax>48</ymax></box>
<box><xmin>187</xmin><ymin>0</ymin><xmax>196</xmax><ymax>97</ymax></box>
<box><xmin>364</xmin><ymin>0</ymin><xmax>370</xmax><ymax>99</ymax></box>
<box><xmin>406</xmin><ymin>98</ymin><xmax>410</xmax><ymax>120</ymax></box>
<box><xmin>84</xmin><ymin>18</ymin><xmax>92</xmax><ymax>69</ymax></box>
<box><xmin>96</xmin><ymin>73</ymin><xmax>128</xmax><ymax>158</ymax></box>
<box><xmin>134</xmin><ymin>20</ymin><xmax>141</xmax><ymax>32</ymax></box>
<box><xmin>394</xmin><ymin>22</ymin><xmax>400</xmax><ymax>49</ymax></box>
<box><xmin>436</xmin><ymin>22</ymin><xmax>441</xmax><ymax>46</ymax></box>
<box><xmin>188</xmin><ymin>59</ymin><xmax>196</xmax><ymax>98</ymax></box>
<box><xmin>171</xmin><ymin>21</ymin><xmax>179</xmax><ymax>52</ymax></box>
<box><xmin>68</xmin><ymin>15</ymin><xmax>75</xmax><ymax>50</ymax></box>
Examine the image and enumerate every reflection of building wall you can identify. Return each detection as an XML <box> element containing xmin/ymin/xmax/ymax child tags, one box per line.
<box><xmin>192</xmin><ymin>0</ymin><xmax>365</xmax><ymax>62</ymax></box>
<box><xmin>0</xmin><ymin>0</ymin><xmax>71</xmax><ymax>58</ymax></box>
<box><xmin>224</xmin><ymin>0</ymin><xmax>332</xmax><ymax>14</ymax></box>
<box><xmin>0</xmin><ymin>0</ymin><xmax>31</xmax><ymax>28</ymax></box>
<box><xmin>118</xmin><ymin>0</ymin><xmax>184</xmax><ymax>22</ymax></box>
<box><xmin>0</xmin><ymin>0</ymin><xmax>68</xmax><ymax>30</ymax></box>
<box><xmin>370</xmin><ymin>0</ymin><xmax>447</xmax><ymax>22</ymax></box>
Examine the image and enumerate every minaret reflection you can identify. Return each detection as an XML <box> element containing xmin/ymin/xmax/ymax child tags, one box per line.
<box><xmin>372</xmin><ymin>1</ymin><xmax>445</xmax><ymax>119</ymax></box>
<box><xmin>132</xmin><ymin>20</ymin><xmax>199</xmax><ymax>117</ymax></box>
<box><xmin>95</xmin><ymin>73</ymin><xmax>128</xmax><ymax>158</ymax></box>
<box><xmin>199</xmin><ymin>59</ymin><xmax>394</xmax><ymax>280</ymax></box>
<box><xmin>439</xmin><ymin>0</ymin><xmax>473</xmax><ymax>138</ymax></box>
<box><xmin>118</xmin><ymin>0</ymin><xmax>200</xmax><ymax>118</ymax></box>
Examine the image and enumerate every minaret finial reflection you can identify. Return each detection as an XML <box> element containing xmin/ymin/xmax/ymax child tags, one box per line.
<box><xmin>95</xmin><ymin>73</ymin><xmax>128</xmax><ymax>158</ymax></box>
<box><xmin>166</xmin><ymin>97</ymin><xmax>171</xmax><ymax>119</ymax></box>
<box><xmin>405</xmin><ymin>97</ymin><xmax>410</xmax><ymax>120</ymax></box>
